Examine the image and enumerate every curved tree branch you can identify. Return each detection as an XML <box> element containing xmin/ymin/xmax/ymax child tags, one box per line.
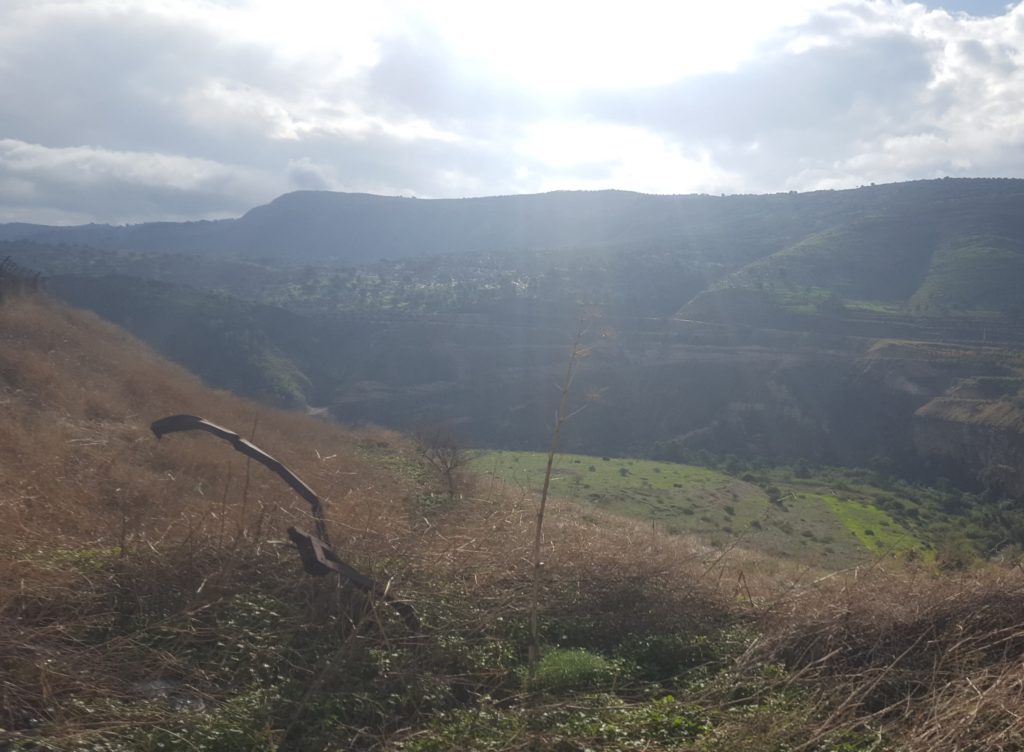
<box><xmin>151</xmin><ymin>414</ymin><xmax>330</xmax><ymax>543</ymax></box>
<box><xmin>151</xmin><ymin>414</ymin><xmax>420</xmax><ymax>631</ymax></box>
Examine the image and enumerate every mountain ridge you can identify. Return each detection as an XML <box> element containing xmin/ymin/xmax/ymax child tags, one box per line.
<box><xmin>4</xmin><ymin>177</ymin><xmax>1024</xmax><ymax>264</ymax></box>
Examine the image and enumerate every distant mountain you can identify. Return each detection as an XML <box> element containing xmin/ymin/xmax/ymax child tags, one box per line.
<box><xmin>4</xmin><ymin>178</ymin><xmax>1024</xmax><ymax>266</ymax></box>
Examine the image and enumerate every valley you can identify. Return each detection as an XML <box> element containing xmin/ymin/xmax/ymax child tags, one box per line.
<box><xmin>4</xmin><ymin>178</ymin><xmax>1024</xmax><ymax>749</ymax></box>
<box><xmin>5</xmin><ymin>179</ymin><xmax>1023</xmax><ymax>506</ymax></box>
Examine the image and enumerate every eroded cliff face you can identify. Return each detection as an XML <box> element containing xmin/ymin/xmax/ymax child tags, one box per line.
<box><xmin>913</xmin><ymin>382</ymin><xmax>1024</xmax><ymax>497</ymax></box>
<box><xmin>319</xmin><ymin>308</ymin><xmax>1024</xmax><ymax>490</ymax></box>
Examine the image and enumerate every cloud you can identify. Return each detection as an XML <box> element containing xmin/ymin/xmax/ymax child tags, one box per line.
<box><xmin>580</xmin><ymin>2</ymin><xmax>1024</xmax><ymax>191</ymax></box>
<box><xmin>1</xmin><ymin>0</ymin><xmax>1024</xmax><ymax>223</ymax></box>
<box><xmin>597</xmin><ymin>33</ymin><xmax>934</xmax><ymax>142</ymax></box>
<box><xmin>516</xmin><ymin>122</ymin><xmax>741</xmax><ymax>195</ymax></box>
<box><xmin>0</xmin><ymin>139</ymin><xmax>277</xmax><ymax>223</ymax></box>
<box><xmin>0</xmin><ymin>1</ymin><xmax>489</xmax><ymax>220</ymax></box>
<box><xmin>286</xmin><ymin>157</ymin><xmax>336</xmax><ymax>191</ymax></box>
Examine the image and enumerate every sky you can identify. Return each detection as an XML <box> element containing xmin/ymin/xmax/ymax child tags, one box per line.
<box><xmin>1</xmin><ymin>0</ymin><xmax>1023</xmax><ymax>224</ymax></box>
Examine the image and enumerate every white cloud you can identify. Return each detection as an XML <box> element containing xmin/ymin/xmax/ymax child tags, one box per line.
<box><xmin>0</xmin><ymin>139</ymin><xmax>267</xmax><ymax>192</ymax></box>
<box><xmin>1</xmin><ymin>0</ymin><xmax>1024</xmax><ymax>222</ymax></box>
<box><xmin>585</xmin><ymin>1</ymin><xmax>1024</xmax><ymax>192</ymax></box>
<box><xmin>418</xmin><ymin>0</ymin><xmax>850</xmax><ymax>91</ymax></box>
<box><xmin>0</xmin><ymin>139</ymin><xmax>278</xmax><ymax>222</ymax></box>
<box><xmin>286</xmin><ymin>157</ymin><xmax>338</xmax><ymax>191</ymax></box>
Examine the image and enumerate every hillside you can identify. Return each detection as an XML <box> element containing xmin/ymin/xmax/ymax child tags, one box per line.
<box><xmin>680</xmin><ymin>207</ymin><xmax>1024</xmax><ymax>324</ymax></box>
<box><xmin>8</xmin><ymin>294</ymin><xmax>1024</xmax><ymax>750</ymax></box>
<box><xmin>0</xmin><ymin>291</ymin><xmax>424</xmax><ymax>549</ymax></box>
<box><xmin>0</xmin><ymin>292</ymin><xmax>739</xmax><ymax>749</ymax></box>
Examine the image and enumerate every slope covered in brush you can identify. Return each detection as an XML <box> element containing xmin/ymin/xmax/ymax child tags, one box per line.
<box><xmin>909</xmin><ymin>234</ymin><xmax>1024</xmax><ymax>312</ymax></box>
<box><xmin>0</xmin><ymin>294</ymin><xmax>733</xmax><ymax>749</ymax></box>
<box><xmin>0</xmin><ymin>293</ymin><xmax>424</xmax><ymax>547</ymax></box>
<box><xmin>7</xmin><ymin>296</ymin><xmax>1024</xmax><ymax>750</ymax></box>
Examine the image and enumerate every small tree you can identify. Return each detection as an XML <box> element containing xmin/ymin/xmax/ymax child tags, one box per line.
<box><xmin>416</xmin><ymin>427</ymin><xmax>470</xmax><ymax>500</ymax></box>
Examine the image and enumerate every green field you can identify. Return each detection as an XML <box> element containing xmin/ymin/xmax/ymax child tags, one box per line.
<box><xmin>471</xmin><ymin>452</ymin><xmax>931</xmax><ymax>567</ymax></box>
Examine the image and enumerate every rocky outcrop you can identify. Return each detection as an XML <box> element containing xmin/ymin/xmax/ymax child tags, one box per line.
<box><xmin>914</xmin><ymin>389</ymin><xmax>1024</xmax><ymax>497</ymax></box>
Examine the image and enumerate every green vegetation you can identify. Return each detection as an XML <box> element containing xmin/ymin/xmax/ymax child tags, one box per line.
<box><xmin>521</xmin><ymin>648</ymin><xmax>630</xmax><ymax>692</ymax></box>
<box><xmin>819</xmin><ymin>494</ymin><xmax>919</xmax><ymax>554</ymax></box>
<box><xmin>911</xmin><ymin>235</ymin><xmax>1024</xmax><ymax>313</ymax></box>
<box><xmin>472</xmin><ymin>451</ymin><xmax>1024</xmax><ymax>567</ymax></box>
<box><xmin>472</xmin><ymin>451</ymin><xmax>929</xmax><ymax>565</ymax></box>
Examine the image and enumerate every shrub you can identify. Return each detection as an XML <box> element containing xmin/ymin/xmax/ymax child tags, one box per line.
<box><xmin>523</xmin><ymin>648</ymin><xmax>630</xmax><ymax>692</ymax></box>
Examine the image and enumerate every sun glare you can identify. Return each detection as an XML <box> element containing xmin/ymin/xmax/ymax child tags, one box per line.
<box><xmin>187</xmin><ymin>0</ymin><xmax>847</xmax><ymax>93</ymax></box>
<box><xmin>520</xmin><ymin>120</ymin><xmax>733</xmax><ymax>194</ymax></box>
<box><xmin>413</xmin><ymin>0</ymin><xmax>844</xmax><ymax>92</ymax></box>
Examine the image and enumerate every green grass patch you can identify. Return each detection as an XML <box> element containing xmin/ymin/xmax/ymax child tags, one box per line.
<box><xmin>911</xmin><ymin>235</ymin><xmax>1024</xmax><ymax>313</ymax></box>
<box><xmin>471</xmin><ymin>452</ymin><xmax>936</xmax><ymax>568</ymax></box>
<box><xmin>844</xmin><ymin>298</ymin><xmax>907</xmax><ymax>315</ymax></box>
<box><xmin>820</xmin><ymin>494</ymin><xmax>924</xmax><ymax>556</ymax></box>
<box><xmin>523</xmin><ymin>648</ymin><xmax>631</xmax><ymax>692</ymax></box>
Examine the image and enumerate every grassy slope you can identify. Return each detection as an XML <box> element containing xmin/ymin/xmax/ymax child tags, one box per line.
<box><xmin>0</xmin><ymin>294</ymin><xmax>741</xmax><ymax>750</ymax></box>
<box><xmin>909</xmin><ymin>235</ymin><xmax>1024</xmax><ymax>312</ymax></box>
<box><xmin>679</xmin><ymin>216</ymin><xmax>938</xmax><ymax>321</ymax></box>
<box><xmin>8</xmin><ymin>294</ymin><xmax>1024</xmax><ymax>751</ymax></box>
<box><xmin>0</xmin><ymin>295</ymin><xmax>421</xmax><ymax>548</ymax></box>
<box><xmin>471</xmin><ymin>451</ymin><xmax>944</xmax><ymax>567</ymax></box>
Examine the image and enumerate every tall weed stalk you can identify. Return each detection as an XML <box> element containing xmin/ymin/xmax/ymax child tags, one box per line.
<box><xmin>528</xmin><ymin>318</ymin><xmax>592</xmax><ymax>683</ymax></box>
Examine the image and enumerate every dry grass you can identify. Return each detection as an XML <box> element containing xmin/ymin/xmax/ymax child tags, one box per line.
<box><xmin>740</xmin><ymin>563</ymin><xmax>1024</xmax><ymax>749</ymax></box>
<box><xmin>0</xmin><ymin>296</ymin><xmax>427</xmax><ymax>737</ymax></box>
<box><xmin>0</xmin><ymin>295</ymin><xmax>418</xmax><ymax>549</ymax></box>
<box><xmin>413</xmin><ymin>488</ymin><xmax>736</xmax><ymax>643</ymax></box>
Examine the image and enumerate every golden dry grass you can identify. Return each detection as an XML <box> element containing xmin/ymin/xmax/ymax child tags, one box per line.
<box><xmin>0</xmin><ymin>295</ymin><xmax>420</xmax><ymax>551</ymax></box>
<box><xmin>740</xmin><ymin>563</ymin><xmax>1024</xmax><ymax>750</ymax></box>
<box><xmin>0</xmin><ymin>296</ymin><xmax>432</xmax><ymax>738</ymax></box>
